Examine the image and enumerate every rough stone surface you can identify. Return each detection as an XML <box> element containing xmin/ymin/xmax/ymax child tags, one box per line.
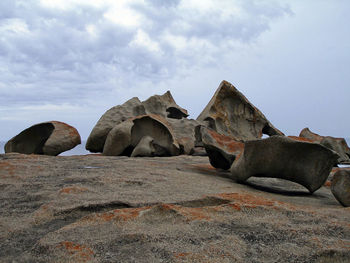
<box><xmin>5</xmin><ymin>121</ymin><xmax>81</xmax><ymax>156</ymax></box>
<box><xmin>86</xmin><ymin>92</ymin><xmax>188</xmax><ymax>153</ymax></box>
<box><xmin>86</xmin><ymin>97</ymin><xmax>145</xmax><ymax>153</ymax></box>
<box><xmin>0</xmin><ymin>153</ymin><xmax>349</xmax><ymax>262</ymax></box>
<box><xmin>103</xmin><ymin>115</ymin><xmax>180</xmax><ymax>157</ymax></box>
<box><xmin>331</xmin><ymin>169</ymin><xmax>350</xmax><ymax>207</ymax></box>
<box><xmin>197</xmin><ymin>80</ymin><xmax>283</xmax><ymax>140</ymax></box>
<box><xmin>167</xmin><ymin>118</ymin><xmax>203</xmax><ymax>155</ymax></box>
<box><xmin>196</xmin><ymin>126</ymin><xmax>244</xmax><ymax>170</ymax></box>
<box><xmin>230</xmin><ymin>136</ymin><xmax>339</xmax><ymax>193</ymax></box>
<box><xmin>142</xmin><ymin>90</ymin><xmax>188</xmax><ymax>119</ymax></box>
<box><xmin>299</xmin><ymin>128</ymin><xmax>350</xmax><ymax>163</ymax></box>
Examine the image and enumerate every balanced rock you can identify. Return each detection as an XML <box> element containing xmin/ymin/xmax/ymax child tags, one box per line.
<box><xmin>5</xmin><ymin>121</ymin><xmax>81</xmax><ymax>156</ymax></box>
<box><xmin>230</xmin><ymin>136</ymin><xmax>339</xmax><ymax>193</ymax></box>
<box><xmin>299</xmin><ymin>128</ymin><xmax>350</xmax><ymax>163</ymax></box>
<box><xmin>103</xmin><ymin>114</ymin><xmax>180</xmax><ymax>157</ymax></box>
<box><xmin>86</xmin><ymin>91</ymin><xmax>188</xmax><ymax>153</ymax></box>
<box><xmin>197</xmin><ymin>80</ymin><xmax>283</xmax><ymax>140</ymax></box>
<box><xmin>195</xmin><ymin>126</ymin><xmax>244</xmax><ymax>170</ymax></box>
<box><xmin>331</xmin><ymin>169</ymin><xmax>350</xmax><ymax>207</ymax></box>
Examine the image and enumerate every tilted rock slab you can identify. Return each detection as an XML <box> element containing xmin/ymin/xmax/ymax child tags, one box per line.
<box><xmin>86</xmin><ymin>91</ymin><xmax>188</xmax><ymax>153</ymax></box>
<box><xmin>196</xmin><ymin>125</ymin><xmax>244</xmax><ymax>170</ymax></box>
<box><xmin>103</xmin><ymin>114</ymin><xmax>180</xmax><ymax>157</ymax></box>
<box><xmin>230</xmin><ymin>136</ymin><xmax>339</xmax><ymax>193</ymax></box>
<box><xmin>331</xmin><ymin>169</ymin><xmax>350</xmax><ymax>207</ymax></box>
<box><xmin>197</xmin><ymin>80</ymin><xmax>283</xmax><ymax>140</ymax></box>
<box><xmin>299</xmin><ymin>128</ymin><xmax>350</xmax><ymax>163</ymax></box>
<box><xmin>5</xmin><ymin>121</ymin><xmax>81</xmax><ymax>156</ymax></box>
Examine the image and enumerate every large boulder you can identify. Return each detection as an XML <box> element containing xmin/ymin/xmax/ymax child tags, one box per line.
<box><xmin>299</xmin><ymin>128</ymin><xmax>350</xmax><ymax>163</ymax></box>
<box><xmin>197</xmin><ymin>80</ymin><xmax>283</xmax><ymax>140</ymax></box>
<box><xmin>5</xmin><ymin>121</ymin><xmax>81</xmax><ymax>156</ymax></box>
<box><xmin>230</xmin><ymin>136</ymin><xmax>339</xmax><ymax>193</ymax></box>
<box><xmin>103</xmin><ymin>115</ymin><xmax>180</xmax><ymax>157</ymax></box>
<box><xmin>86</xmin><ymin>91</ymin><xmax>188</xmax><ymax>153</ymax></box>
<box><xmin>331</xmin><ymin>169</ymin><xmax>350</xmax><ymax>207</ymax></box>
<box><xmin>195</xmin><ymin>126</ymin><xmax>244</xmax><ymax>170</ymax></box>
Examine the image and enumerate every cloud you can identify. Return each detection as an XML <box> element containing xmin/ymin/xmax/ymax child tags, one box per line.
<box><xmin>0</xmin><ymin>0</ymin><xmax>291</xmax><ymax>108</ymax></box>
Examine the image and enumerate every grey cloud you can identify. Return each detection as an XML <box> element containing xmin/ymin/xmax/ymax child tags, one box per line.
<box><xmin>0</xmin><ymin>0</ymin><xmax>291</xmax><ymax>110</ymax></box>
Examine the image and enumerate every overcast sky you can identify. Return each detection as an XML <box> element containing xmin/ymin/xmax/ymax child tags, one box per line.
<box><xmin>1</xmin><ymin>0</ymin><xmax>349</xmax><ymax>142</ymax></box>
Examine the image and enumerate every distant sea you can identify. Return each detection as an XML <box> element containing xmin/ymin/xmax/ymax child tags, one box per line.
<box><xmin>1</xmin><ymin>139</ymin><xmax>350</xmax><ymax>156</ymax></box>
<box><xmin>0</xmin><ymin>141</ymin><xmax>90</xmax><ymax>156</ymax></box>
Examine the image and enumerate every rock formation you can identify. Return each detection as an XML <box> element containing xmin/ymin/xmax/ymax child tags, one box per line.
<box><xmin>197</xmin><ymin>80</ymin><xmax>283</xmax><ymax>140</ymax></box>
<box><xmin>299</xmin><ymin>128</ymin><xmax>350</xmax><ymax>163</ymax></box>
<box><xmin>103</xmin><ymin>114</ymin><xmax>180</xmax><ymax>157</ymax></box>
<box><xmin>4</xmin><ymin>121</ymin><xmax>81</xmax><ymax>156</ymax></box>
<box><xmin>230</xmin><ymin>136</ymin><xmax>339</xmax><ymax>193</ymax></box>
<box><xmin>331</xmin><ymin>169</ymin><xmax>350</xmax><ymax>207</ymax></box>
<box><xmin>86</xmin><ymin>91</ymin><xmax>189</xmax><ymax>153</ymax></box>
<box><xmin>1</xmin><ymin>153</ymin><xmax>349</xmax><ymax>262</ymax></box>
<box><xmin>195</xmin><ymin>125</ymin><xmax>244</xmax><ymax>169</ymax></box>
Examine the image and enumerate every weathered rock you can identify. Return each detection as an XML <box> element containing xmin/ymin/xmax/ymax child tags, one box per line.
<box><xmin>299</xmin><ymin>128</ymin><xmax>350</xmax><ymax>163</ymax></box>
<box><xmin>86</xmin><ymin>97</ymin><xmax>145</xmax><ymax>152</ymax></box>
<box><xmin>197</xmin><ymin>80</ymin><xmax>283</xmax><ymax>140</ymax></box>
<box><xmin>331</xmin><ymin>169</ymin><xmax>350</xmax><ymax>207</ymax></box>
<box><xmin>1</xmin><ymin>153</ymin><xmax>349</xmax><ymax>262</ymax></box>
<box><xmin>196</xmin><ymin>125</ymin><xmax>244</xmax><ymax>170</ymax></box>
<box><xmin>142</xmin><ymin>90</ymin><xmax>188</xmax><ymax>119</ymax></box>
<box><xmin>166</xmin><ymin>118</ymin><xmax>203</xmax><ymax>155</ymax></box>
<box><xmin>103</xmin><ymin>115</ymin><xmax>180</xmax><ymax>157</ymax></box>
<box><xmin>5</xmin><ymin>121</ymin><xmax>81</xmax><ymax>156</ymax></box>
<box><xmin>86</xmin><ymin>92</ymin><xmax>188</xmax><ymax>153</ymax></box>
<box><xmin>230</xmin><ymin>136</ymin><xmax>339</xmax><ymax>193</ymax></box>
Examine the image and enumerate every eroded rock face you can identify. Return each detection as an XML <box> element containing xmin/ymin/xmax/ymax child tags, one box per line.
<box><xmin>166</xmin><ymin>118</ymin><xmax>203</xmax><ymax>155</ymax></box>
<box><xmin>230</xmin><ymin>136</ymin><xmax>339</xmax><ymax>193</ymax></box>
<box><xmin>142</xmin><ymin>91</ymin><xmax>188</xmax><ymax>119</ymax></box>
<box><xmin>5</xmin><ymin>121</ymin><xmax>81</xmax><ymax>156</ymax></box>
<box><xmin>196</xmin><ymin>126</ymin><xmax>244</xmax><ymax>170</ymax></box>
<box><xmin>299</xmin><ymin>128</ymin><xmax>350</xmax><ymax>163</ymax></box>
<box><xmin>103</xmin><ymin>115</ymin><xmax>180</xmax><ymax>157</ymax></box>
<box><xmin>197</xmin><ymin>80</ymin><xmax>283</xmax><ymax>140</ymax></box>
<box><xmin>86</xmin><ymin>91</ymin><xmax>188</xmax><ymax>153</ymax></box>
<box><xmin>331</xmin><ymin>169</ymin><xmax>350</xmax><ymax>207</ymax></box>
<box><xmin>86</xmin><ymin>97</ymin><xmax>145</xmax><ymax>153</ymax></box>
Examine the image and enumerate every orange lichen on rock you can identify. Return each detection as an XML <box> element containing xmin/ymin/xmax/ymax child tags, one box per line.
<box><xmin>207</xmin><ymin>129</ymin><xmax>244</xmax><ymax>153</ymax></box>
<box><xmin>58</xmin><ymin>241</ymin><xmax>94</xmax><ymax>262</ymax></box>
<box><xmin>59</xmin><ymin>186</ymin><xmax>89</xmax><ymax>194</ymax></box>
<box><xmin>324</xmin><ymin>181</ymin><xmax>331</xmax><ymax>187</ymax></box>
<box><xmin>217</xmin><ymin>192</ymin><xmax>296</xmax><ymax>211</ymax></box>
<box><xmin>85</xmin><ymin>207</ymin><xmax>148</xmax><ymax>224</ymax></box>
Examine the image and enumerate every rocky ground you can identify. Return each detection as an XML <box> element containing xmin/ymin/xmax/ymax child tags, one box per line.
<box><xmin>1</xmin><ymin>153</ymin><xmax>350</xmax><ymax>262</ymax></box>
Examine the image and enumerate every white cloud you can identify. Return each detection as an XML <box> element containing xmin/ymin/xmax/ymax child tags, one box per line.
<box><xmin>0</xmin><ymin>0</ymin><xmax>296</xmax><ymax>140</ymax></box>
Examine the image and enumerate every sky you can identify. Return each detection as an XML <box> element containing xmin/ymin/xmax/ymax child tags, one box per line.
<box><xmin>0</xmin><ymin>0</ymin><xmax>349</xmax><ymax>142</ymax></box>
